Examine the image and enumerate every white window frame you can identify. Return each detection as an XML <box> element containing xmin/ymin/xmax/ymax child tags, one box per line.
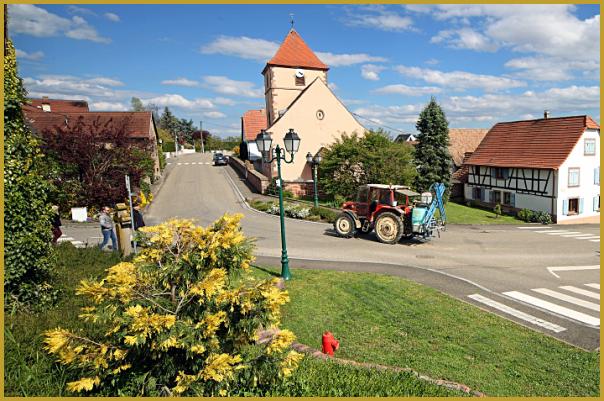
<box><xmin>584</xmin><ymin>138</ymin><xmax>596</xmax><ymax>156</ymax></box>
<box><xmin>568</xmin><ymin>167</ymin><xmax>580</xmax><ymax>187</ymax></box>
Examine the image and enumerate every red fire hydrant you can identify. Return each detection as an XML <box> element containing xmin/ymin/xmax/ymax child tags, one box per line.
<box><xmin>322</xmin><ymin>331</ymin><xmax>339</xmax><ymax>356</ymax></box>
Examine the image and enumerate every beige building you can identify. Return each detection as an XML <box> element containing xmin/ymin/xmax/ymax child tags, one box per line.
<box><xmin>242</xmin><ymin>29</ymin><xmax>365</xmax><ymax>194</ymax></box>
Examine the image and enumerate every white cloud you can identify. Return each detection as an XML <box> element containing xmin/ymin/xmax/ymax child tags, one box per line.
<box><xmin>142</xmin><ymin>94</ymin><xmax>215</xmax><ymax>110</ymax></box>
<box><xmin>15</xmin><ymin>49</ymin><xmax>44</xmax><ymax>61</ymax></box>
<box><xmin>161</xmin><ymin>78</ymin><xmax>200</xmax><ymax>87</ymax></box>
<box><xmin>67</xmin><ymin>6</ymin><xmax>96</xmax><ymax>16</ymax></box>
<box><xmin>9</xmin><ymin>5</ymin><xmax>110</xmax><ymax>43</ymax></box>
<box><xmin>89</xmin><ymin>101</ymin><xmax>128</xmax><ymax>111</ymax></box>
<box><xmin>87</xmin><ymin>77</ymin><xmax>125</xmax><ymax>87</ymax></box>
<box><xmin>345</xmin><ymin>6</ymin><xmax>414</xmax><ymax>31</ymax></box>
<box><xmin>395</xmin><ymin>65</ymin><xmax>526</xmax><ymax>92</ymax></box>
<box><xmin>430</xmin><ymin>28</ymin><xmax>497</xmax><ymax>52</ymax></box>
<box><xmin>104</xmin><ymin>13</ymin><xmax>120</xmax><ymax>22</ymax></box>
<box><xmin>328</xmin><ymin>82</ymin><xmax>338</xmax><ymax>91</ymax></box>
<box><xmin>203</xmin><ymin>111</ymin><xmax>227</xmax><ymax>119</ymax></box>
<box><xmin>23</xmin><ymin>75</ymin><xmax>123</xmax><ymax>98</ymax></box>
<box><xmin>373</xmin><ymin>84</ymin><xmax>441</xmax><ymax>96</ymax></box>
<box><xmin>201</xmin><ymin>35</ymin><xmax>386</xmax><ymax>67</ymax></box>
<box><xmin>425</xmin><ymin>58</ymin><xmax>439</xmax><ymax>65</ymax></box>
<box><xmin>361</xmin><ymin>64</ymin><xmax>386</xmax><ymax>81</ymax></box>
<box><xmin>213</xmin><ymin>97</ymin><xmax>236</xmax><ymax>106</ymax></box>
<box><xmin>202</xmin><ymin>75</ymin><xmax>263</xmax><ymax>98</ymax></box>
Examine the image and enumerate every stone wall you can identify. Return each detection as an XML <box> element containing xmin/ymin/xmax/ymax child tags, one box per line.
<box><xmin>229</xmin><ymin>156</ymin><xmax>270</xmax><ymax>194</ymax></box>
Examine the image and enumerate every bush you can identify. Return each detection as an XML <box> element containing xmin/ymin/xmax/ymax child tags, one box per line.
<box><xmin>250</xmin><ymin>200</ymin><xmax>271</xmax><ymax>212</ymax></box>
<box><xmin>43</xmin><ymin>215</ymin><xmax>303</xmax><ymax>396</ymax></box>
<box><xmin>517</xmin><ymin>208</ymin><xmax>534</xmax><ymax>222</ymax></box>
<box><xmin>162</xmin><ymin>142</ymin><xmax>176</xmax><ymax>152</ymax></box>
<box><xmin>310</xmin><ymin>206</ymin><xmax>337</xmax><ymax>223</ymax></box>
<box><xmin>535</xmin><ymin>211</ymin><xmax>552</xmax><ymax>225</ymax></box>
<box><xmin>493</xmin><ymin>203</ymin><xmax>502</xmax><ymax>218</ymax></box>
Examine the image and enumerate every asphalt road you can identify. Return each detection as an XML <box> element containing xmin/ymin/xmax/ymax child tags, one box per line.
<box><xmin>73</xmin><ymin>152</ymin><xmax>602</xmax><ymax>350</ymax></box>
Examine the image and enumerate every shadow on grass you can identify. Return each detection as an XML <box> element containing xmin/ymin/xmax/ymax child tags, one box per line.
<box><xmin>252</xmin><ymin>265</ymin><xmax>281</xmax><ymax>277</ymax></box>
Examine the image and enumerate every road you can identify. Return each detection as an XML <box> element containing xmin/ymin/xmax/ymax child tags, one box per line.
<box><xmin>69</xmin><ymin>152</ymin><xmax>601</xmax><ymax>350</ymax></box>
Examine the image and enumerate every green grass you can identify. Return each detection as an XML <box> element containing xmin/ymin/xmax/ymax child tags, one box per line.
<box><xmin>444</xmin><ymin>201</ymin><xmax>523</xmax><ymax>224</ymax></box>
<box><xmin>4</xmin><ymin>246</ymin><xmax>461</xmax><ymax>397</ymax></box>
<box><xmin>253</xmin><ymin>267</ymin><xmax>599</xmax><ymax>397</ymax></box>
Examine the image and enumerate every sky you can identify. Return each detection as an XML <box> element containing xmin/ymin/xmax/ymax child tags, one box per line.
<box><xmin>8</xmin><ymin>3</ymin><xmax>601</xmax><ymax>138</ymax></box>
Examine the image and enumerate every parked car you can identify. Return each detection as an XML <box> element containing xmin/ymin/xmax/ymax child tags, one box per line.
<box><xmin>213</xmin><ymin>152</ymin><xmax>227</xmax><ymax>166</ymax></box>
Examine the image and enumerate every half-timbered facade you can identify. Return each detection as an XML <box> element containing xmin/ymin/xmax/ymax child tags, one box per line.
<box><xmin>464</xmin><ymin>115</ymin><xmax>600</xmax><ymax>223</ymax></box>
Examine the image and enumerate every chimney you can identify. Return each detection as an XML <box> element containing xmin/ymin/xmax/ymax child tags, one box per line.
<box><xmin>42</xmin><ymin>96</ymin><xmax>51</xmax><ymax>112</ymax></box>
<box><xmin>543</xmin><ymin>110</ymin><xmax>550</xmax><ymax>119</ymax></box>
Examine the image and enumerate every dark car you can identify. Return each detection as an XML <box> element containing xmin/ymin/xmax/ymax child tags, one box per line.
<box><xmin>213</xmin><ymin>152</ymin><xmax>227</xmax><ymax>166</ymax></box>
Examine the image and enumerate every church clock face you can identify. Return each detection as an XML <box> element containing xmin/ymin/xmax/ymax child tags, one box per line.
<box><xmin>316</xmin><ymin>109</ymin><xmax>325</xmax><ymax>120</ymax></box>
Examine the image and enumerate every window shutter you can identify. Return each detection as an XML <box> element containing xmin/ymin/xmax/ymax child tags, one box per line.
<box><xmin>490</xmin><ymin>168</ymin><xmax>496</xmax><ymax>179</ymax></box>
<box><xmin>503</xmin><ymin>169</ymin><xmax>509</xmax><ymax>180</ymax></box>
<box><xmin>579</xmin><ymin>198</ymin><xmax>584</xmax><ymax>214</ymax></box>
<box><xmin>594</xmin><ymin>196</ymin><xmax>598</xmax><ymax>212</ymax></box>
<box><xmin>595</xmin><ymin>167</ymin><xmax>600</xmax><ymax>185</ymax></box>
<box><xmin>510</xmin><ymin>193</ymin><xmax>515</xmax><ymax>207</ymax></box>
<box><xmin>562</xmin><ymin>199</ymin><xmax>568</xmax><ymax>215</ymax></box>
<box><xmin>482</xmin><ymin>189</ymin><xmax>488</xmax><ymax>202</ymax></box>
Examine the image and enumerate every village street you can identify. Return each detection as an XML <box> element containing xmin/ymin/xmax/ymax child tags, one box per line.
<box><xmin>63</xmin><ymin>151</ymin><xmax>600</xmax><ymax>350</ymax></box>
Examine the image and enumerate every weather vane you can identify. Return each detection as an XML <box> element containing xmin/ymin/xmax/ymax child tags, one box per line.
<box><xmin>289</xmin><ymin>13</ymin><xmax>294</xmax><ymax>28</ymax></box>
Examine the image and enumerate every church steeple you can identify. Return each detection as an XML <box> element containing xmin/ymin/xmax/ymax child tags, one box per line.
<box><xmin>263</xmin><ymin>29</ymin><xmax>329</xmax><ymax>73</ymax></box>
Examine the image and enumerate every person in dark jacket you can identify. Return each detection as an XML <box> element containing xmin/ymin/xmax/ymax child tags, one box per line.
<box><xmin>51</xmin><ymin>205</ymin><xmax>62</xmax><ymax>244</ymax></box>
<box><xmin>133</xmin><ymin>202</ymin><xmax>145</xmax><ymax>231</ymax></box>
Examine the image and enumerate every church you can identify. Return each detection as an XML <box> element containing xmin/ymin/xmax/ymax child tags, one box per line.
<box><xmin>240</xmin><ymin>29</ymin><xmax>365</xmax><ymax>195</ymax></box>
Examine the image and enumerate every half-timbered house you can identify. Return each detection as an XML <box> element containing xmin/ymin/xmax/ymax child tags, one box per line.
<box><xmin>464</xmin><ymin>114</ymin><xmax>600</xmax><ymax>223</ymax></box>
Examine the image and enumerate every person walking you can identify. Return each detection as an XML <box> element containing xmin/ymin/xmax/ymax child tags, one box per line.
<box><xmin>51</xmin><ymin>205</ymin><xmax>62</xmax><ymax>244</ymax></box>
<box><xmin>133</xmin><ymin>202</ymin><xmax>146</xmax><ymax>231</ymax></box>
<box><xmin>98</xmin><ymin>206</ymin><xmax>117</xmax><ymax>251</ymax></box>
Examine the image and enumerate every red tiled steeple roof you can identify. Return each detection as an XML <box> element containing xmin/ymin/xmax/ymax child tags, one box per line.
<box><xmin>264</xmin><ymin>29</ymin><xmax>328</xmax><ymax>72</ymax></box>
<box><xmin>465</xmin><ymin>115</ymin><xmax>600</xmax><ymax>169</ymax></box>
<box><xmin>241</xmin><ymin>109</ymin><xmax>267</xmax><ymax>141</ymax></box>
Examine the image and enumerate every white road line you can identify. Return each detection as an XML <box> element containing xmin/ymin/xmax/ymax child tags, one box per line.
<box><xmin>468</xmin><ymin>294</ymin><xmax>566</xmax><ymax>333</ymax></box>
<box><xmin>533</xmin><ymin>229</ymin><xmax>568</xmax><ymax>233</ymax></box>
<box><xmin>531</xmin><ymin>288</ymin><xmax>599</xmax><ymax>311</ymax></box>
<box><xmin>560</xmin><ymin>233</ymin><xmax>595</xmax><ymax>237</ymax></box>
<box><xmin>590</xmin><ymin>239</ymin><xmax>600</xmax><ymax>242</ymax></box>
<box><xmin>545</xmin><ymin>231</ymin><xmax>581</xmax><ymax>235</ymax></box>
<box><xmin>517</xmin><ymin>226</ymin><xmax>551</xmax><ymax>229</ymax></box>
<box><xmin>547</xmin><ymin>265</ymin><xmax>600</xmax><ymax>278</ymax></box>
<box><xmin>177</xmin><ymin>163</ymin><xmax>182</xmax><ymax>165</ymax></box>
<box><xmin>585</xmin><ymin>283</ymin><xmax>600</xmax><ymax>290</ymax></box>
<box><xmin>503</xmin><ymin>291</ymin><xmax>600</xmax><ymax>326</ymax></box>
<box><xmin>559</xmin><ymin>286</ymin><xmax>600</xmax><ymax>300</ymax></box>
<box><xmin>574</xmin><ymin>236</ymin><xmax>600</xmax><ymax>240</ymax></box>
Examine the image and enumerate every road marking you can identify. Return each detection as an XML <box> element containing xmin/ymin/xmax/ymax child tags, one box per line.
<box><xmin>205</xmin><ymin>162</ymin><xmax>211</xmax><ymax>165</ymax></box>
<box><xmin>590</xmin><ymin>239</ymin><xmax>600</xmax><ymax>242</ymax></box>
<box><xmin>585</xmin><ymin>283</ymin><xmax>600</xmax><ymax>290</ymax></box>
<box><xmin>533</xmin><ymin>229</ymin><xmax>568</xmax><ymax>233</ymax></box>
<box><xmin>503</xmin><ymin>291</ymin><xmax>600</xmax><ymax>326</ymax></box>
<box><xmin>547</xmin><ymin>265</ymin><xmax>600</xmax><ymax>278</ymax></box>
<box><xmin>531</xmin><ymin>288</ymin><xmax>599</xmax><ymax>311</ymax></box>
<box><xmin>468</xmin><ymin>294</ymin><xmax>566</xmax><ymax>333</ymax></box>
<box><xmin>516</xmin><ymin>226</ymin><xmax>551</xmax><ymax>229</ymax></box>
<box><xmin>559</xmin><ymin>286</ymin><xmax>600</xmax><ymax>300</ymax></box>
<box><xmin>177</xmin><ymin>163</ymin><xmax>182</xmax><ymax>165</ymax></box>
<box><xmin>573</xmin><ymin>236</ymin><xmax>600</xmax><ymax>240</ymax></box>
<box><xmin>545</xmin><ymin>231</ymin><xmax>581</xmax><ymax>235</ymax></box>
<box><xmin>560</xmin><ymin>233</ymin><xmax>597</xmax><ymax>237</ymax></box>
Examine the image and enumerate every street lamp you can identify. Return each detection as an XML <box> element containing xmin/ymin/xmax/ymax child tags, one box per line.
<box><xmin>256</xmin><ymin>128</ymin><xmax>301</xmax><ymax>281</ymax></box>
<box><xmin>306</xmin><ymin>151</ymin><xmax>322</xmax><ymax>208</ymax></box>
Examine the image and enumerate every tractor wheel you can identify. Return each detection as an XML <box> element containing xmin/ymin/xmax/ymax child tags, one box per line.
<box><xmin>334</xmin><ymin>213</ymin><xmax>356</xmax><ymax>238</ymax></box>
<box><xmin>374</xmin><ymin>212</ymin><xmax>404</xmax><ymax>244</ymax></box>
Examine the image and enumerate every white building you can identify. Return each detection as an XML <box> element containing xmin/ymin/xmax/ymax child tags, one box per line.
<box><xmin>463</xmin><ymin>114</ymin><xmax>600</xmax><ymax>224</ymax></box>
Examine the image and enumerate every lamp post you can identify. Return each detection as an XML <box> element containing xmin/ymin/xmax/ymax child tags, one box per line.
<box><xmin>256</xmin><ymin>128</ymin><xmax>301</xmax><ymax>281</ymax></box>
<box><xmin>306</xmin><ymin>151</ymin><xmax>322</xmax><ymax>208</ymax></box>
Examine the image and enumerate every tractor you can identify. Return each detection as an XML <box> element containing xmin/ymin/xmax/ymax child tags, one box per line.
<box><xmin>333</xmin><ymin>183</ymin><xmax>446</xmax><ymax>244</ymax></box>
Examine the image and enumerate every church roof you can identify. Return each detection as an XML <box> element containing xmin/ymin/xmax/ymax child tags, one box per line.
<box><xmin>263</xmin><ymin>29</ymin><xmax>328</xmax><ymax>72</ymax></box>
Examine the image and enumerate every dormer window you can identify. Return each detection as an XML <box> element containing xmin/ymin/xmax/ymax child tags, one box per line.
<box><xmin>42</xmin><ymin>104</ymin><xmax>51</xmax><ymax>112</ymax></box>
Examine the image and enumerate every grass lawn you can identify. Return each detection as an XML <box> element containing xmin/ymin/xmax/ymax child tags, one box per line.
<box><xmin>253</xmin><ymin>267</ymin><xmax>599</xmax><ymax>397</ymax></box>
<box><xmin>4</xmin><ymin>245</ymin><xmax>459</xmax><ymax>397</ymax></box>
<box><xmin>444</xmin><ymin>201</ymin><xmax>523</xmax><ymax>224</ymax></box>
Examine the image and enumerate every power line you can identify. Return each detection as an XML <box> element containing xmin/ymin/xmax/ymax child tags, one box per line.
<box><xmin>351</xmin><ymin>112</ymin><xmax>409</xmax><ymax>135</ymax></box>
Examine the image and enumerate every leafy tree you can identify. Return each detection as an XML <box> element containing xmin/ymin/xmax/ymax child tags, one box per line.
<box><xmin>319</xmin><ymin>130</ymin><xmax>416</xmax><ymax>199</ymax></box>
<box><xmin>39</xmin><ymin>115</ymin><xmax>154</xmax><ymax>209</ymax></box>
<box><xmin>4</xmin><ymin>37</ymin><xmax>58</xmax><ymax>310</ymax></box>
<box><xmin>413</xmin><ymin>97</ymin><xmax>452</xmax><ymax>196</ymax></box>
<box><xmin>44</xmin><ymin>215</ymin><xmax>303</xmax><ymax>396</ymax></box>
<box><xmin>159</xmin><ymin>107</ymin><xmax>178</xmax><ymax>134</ymax></box>
<box><xmin>130</xmin><ymin>97</ymin><xmax>145</xmax><ymax>112</ymax></box>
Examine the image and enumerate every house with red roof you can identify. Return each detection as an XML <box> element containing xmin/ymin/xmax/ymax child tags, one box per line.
<box><xmin>463</xmin><ymin>113</ymin><xmax>600</xmax><ymax>223</ymax></box>
<box><xmin>23</xmin><ymin>99</ymin><xmax>162</xmax><ymax>180</ymax></box>
<box><xmin>240</xmin><ymin>29</ymin><xmax>365</xmax><ymax>195</ymax></box>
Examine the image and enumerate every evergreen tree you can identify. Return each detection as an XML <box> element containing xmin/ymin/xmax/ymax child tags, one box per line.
<box><xmin>413</xmin><ymin>97</ymin><xmax>452</xmax><ymax>197</ymax></box>
<box><xmin>159</xmin><ymin>106</ymin><xmax>178</xmax><ymax>134</ymax></box>
<box><xmin>4</xmin><ymin>37</ymin><xmax>57</xmax><ymax>309</ymax></box>
<box><xmin>130</xmin><ymin>96</ymin><xmax>145</xmax><ymax>111</ymax></box>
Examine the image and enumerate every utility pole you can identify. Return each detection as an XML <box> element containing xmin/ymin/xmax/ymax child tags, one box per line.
<box><xmin>199</xmin><ymin>120</ymin><xmax>205</xmax><ymax>153</ymax></box>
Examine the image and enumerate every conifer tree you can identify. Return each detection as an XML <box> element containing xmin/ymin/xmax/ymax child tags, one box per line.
<box><xmin>413</xmin><ymin>97</ymin><xmax>452</xmax><ymax>198</ymax></box>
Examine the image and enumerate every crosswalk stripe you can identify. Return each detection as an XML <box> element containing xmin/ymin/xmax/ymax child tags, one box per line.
<box><xmin>517</xmin><ymin>226</ymin><xmax>551</xmax><ymax>229</ymax></box>
<box><xmin>531</xmin><ymin>288</ymin><xmax>599</xmax><ymax>311</ymax></box>
<box><xmin>559</xmin><ymin>286</ymin><xmax>600</xmax><ymax>300</ymax></box>
<box><xmin>574</xmin><ymin>236</ymin><xmax>600</xmax><ymax>240</ymax></box>
<box><xmin>590</xmin><ymin>239</ymin><xmax>600</xmax><ymax>242</ymax></box>
<box><xmin>534</xmin><ymin>229</ymin><xmax>567</xmax><ymax>233</ymax></box>
<box><xmin>503</xmin><ymin>291</ymin><xmax>600</xmax><ymax>326</ymax></box>
<box><xmin>560</xmin><ymin>233</ymin><xmax>596</xmax><ymax>237</ymax></box>
<box><xmin>545</xmin><ymin>231</ymin><xmax>581</xmax><ymax>235</ymax></box>
<box><xmin>585</xmin><ymin>283</ymin><xmax>600</xmax><ymax>290</ymax></box>
<box><xmin>468</xmin><ymin>294</ymin><xmax>566</xmax><ymax>333</ymax></box>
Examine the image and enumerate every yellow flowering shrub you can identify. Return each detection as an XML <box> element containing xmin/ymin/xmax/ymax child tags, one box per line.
<box><xmin>43</xmin><ymin>214</ymin><xmax>302</xmax><ymax>396</ymax></box>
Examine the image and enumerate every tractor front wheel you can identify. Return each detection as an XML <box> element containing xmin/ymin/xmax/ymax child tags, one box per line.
<box><xmin>374</xmin><ymin>212</ymin><xmax>404</xmax><ymax>244</ymax></box>
<box><xmin>334</xmin><ymin>213</ymin><xmax>356</xmax><ymax>238</ymax></box>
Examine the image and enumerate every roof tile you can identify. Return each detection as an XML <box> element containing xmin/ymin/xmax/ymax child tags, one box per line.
<box><xmin>266</xmin><ymin>29</ymin><xmax>328</xmax><ymax>70</ymax></box>
<box><xmin>27</xmin><ymin>98</ymin><xmax>89</xmax><ymax>113</ymax></box>
<box><xmin>241</xmin><ymin>109</ymin><xmax>267</xmax><ymax>141</ymax></box>
<box><xmin>448</xmin><ymin>128</ymin><xmax>489</xmax><ymax>167</ymax></box>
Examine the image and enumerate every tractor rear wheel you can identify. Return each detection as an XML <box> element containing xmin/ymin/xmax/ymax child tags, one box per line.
<box><xmin>374</xmin><ymin>212</ymin><xmax>404</xmax><ymax>244</ymax></box>
<box><xmin>334</xmin><ymin>213</ymin><xmax>356</xmax><ymax>238</ymax></box>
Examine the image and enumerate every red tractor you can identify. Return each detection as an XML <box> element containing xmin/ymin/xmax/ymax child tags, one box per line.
<box><xmin>333</xmin><ymin>183</ymin><xmax>446</xmax><ymax>244</ymax></box>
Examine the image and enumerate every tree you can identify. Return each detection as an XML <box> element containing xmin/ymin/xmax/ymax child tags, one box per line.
<box><xmin>4</xmin><ymin>37</ymin><xmax>57</xmax><ymax>309</ymax></box>
<box><xmin>413</xmin><ymin>97</ymin><xmax>452</xmax><ymax>197</ymax></box>
<box><xmin>39</xmin><ymin>115</ymin><xmax>154</xmax><ymax>209</ymax></box>
<box><xmin>319</xmin><ymin>130</ymin><xmax>416</xmax><ymax>199</ymax></box>
<box><xmin>44</xmin><ymin>215</ymin><xmax>303</xmax><ymax>396</ymax></box>
<box><xmin>159</xmin><ymin>107</ymin><xmax>178</xmax><ymax>135</ymax></box>
<box><xmin>130</xmin><ymin>97</ymin><xmax>145</xmax><ymax>112</ymax></box>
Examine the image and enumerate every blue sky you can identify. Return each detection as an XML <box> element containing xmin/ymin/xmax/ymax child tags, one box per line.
<box><xmin>9</xmin><ymin>4</ymin><xmax>600</xmax><ymax>137</ymax></box>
